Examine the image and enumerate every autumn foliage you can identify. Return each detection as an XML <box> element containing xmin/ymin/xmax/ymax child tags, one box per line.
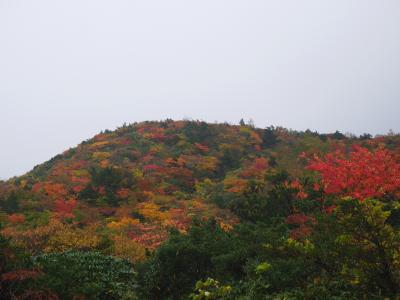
<box><xmin>307</xmin><ymin>145</ymin><xmax>400</xmax><ymax>200</ymax></box>
<box><xmin>54</xmin><ymin>198</ymin><xmax>77</xmax><ymax>219</ymax></box>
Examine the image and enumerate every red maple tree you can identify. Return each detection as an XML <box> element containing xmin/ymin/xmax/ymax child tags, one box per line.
<box><xmin>307</xmin><ymin>145</ymin><xmax>400</xmax><ymax>200</ymax></box>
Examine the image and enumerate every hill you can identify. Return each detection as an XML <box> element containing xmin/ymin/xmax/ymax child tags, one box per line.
<box><xmin>1</xmin><ymin>120</ymin><xmax>398</xmax><ymax>250</ymax></box>
<box><xmin>1</xmin><ymin>120</ymin><xmax>400</xmax><ymax>299</ymax></box>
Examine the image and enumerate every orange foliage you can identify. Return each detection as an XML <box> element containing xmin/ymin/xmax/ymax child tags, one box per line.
<box><xmin>32</xmin><ymin>182</ymin><xmax>43</xmax><ymax>193</ymax></box>
<box><xmin>241</xmin><ymin>157</ymin><xmax>268</xmax><ymax>178</ymax></box>
<box><xmin>44</xmin><ymin>182</ymin><xmax>68</xmax><ymax>199</ymax></box>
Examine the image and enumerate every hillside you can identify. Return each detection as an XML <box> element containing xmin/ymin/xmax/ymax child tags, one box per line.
<box><xmin>1</xmin><ymin>120</ymin><xmax>399</xmax><ymax>251</ymax></box>
<box><xmin>0</xmin><ymin>121</ymin><xmax>368</xmax><ymax>248</ymax></box>
<box><xmin>1</xmin><ymin>120</ymin><xmax>400</xmax><ymax>299</ymax></box>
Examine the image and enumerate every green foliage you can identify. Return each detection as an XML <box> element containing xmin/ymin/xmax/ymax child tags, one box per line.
<box><xmin>190</xmin><ymin>278</ymin><xmax>232</xmax><ymax>300</ymax></box>
<box><xmin>183</xmin><ymin>121</ymin><xmax>213</xmax><ymax>144</ymax></box>
<box><xmin>32</xmin><ymin>251</ymin><xmax>137</xmax><ymax>300</ymax></box>
<box><xmin>79</xmin><ymin>167</ymin><xmax>135</xmax><ymax>206</ymax></box>
<box><xmin>230</xmin><ymin>172</ymin><xmax>295</xmax><ymax>223</ymax></box>
<box><xmin>0</xmin><ymin>192</ymin><xmax>20</xmax><ymax>214</ymax></box>
<box><xmin>261</xmin><ymin>126</ymin><xmax>278</xmax><ymax>148</ymax></box>
<box><xmin>136</xmin><ymin>219</ymin><xmax>290</xmax><ymax>300</ymax></box>
<box><xmin>136</xmin><ymin>220</ymin><xmax>249</xmax><ymax>299</ymax></box>
<box><xmin>237</xmin><ymin>198</ymin><xmax>400</xmax><ymax>299</ymax></box>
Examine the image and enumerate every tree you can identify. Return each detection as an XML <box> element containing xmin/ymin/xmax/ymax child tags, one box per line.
<box><xmin>190</xmin><ymin>278</ymin><xmax>232</xmax><ymax>300</ymax></box>
<box><xmin>307</xmin><ymin>146</ymin><xmax>400</xmax><ymax>200</ymax></box>
<box><xmin>32</xmin><ymin>251</ymin><xmax>137</xmax><ymax>300</ymax></box>
<box><xmin>136</xmin><ymin>220</ymin><xmax>246</xmax><ymax>300</ymax></box>
<box><xmin>261</xmin><ymin>126</ymin><xmax>278</xmax><ymax>148</ymax></box>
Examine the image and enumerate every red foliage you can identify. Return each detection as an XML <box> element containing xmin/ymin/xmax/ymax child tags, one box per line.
<box><xmin>323</xmin><ymin>205</ymin><xmax>336</xmax><ymax>214</ymax></box>
<box><xmin>128</xmin><ymin>223</ymin><xmax>168</xmax><ymax>249</ymax></box>
<box><xmin>296</xmin><ymin>191</ymin><xmax>308</xmax><ymax>200</ymax></box>
<box><xmin>289</xmin><ymin>226</ymin><xmax>312</xmax><ymax>240</ymax></box>
<box><xmin>32</xmin><ymin>182</ymin><xmax>43</xmax><ymax>193</ymax></box>
<box><xmin>195</xmin><ymin>143</ymin><xmax>210</xmax><ymax>153</ymax></box>
<box><xmin>72</xmin><ymin>185</ymin><xmax>85</xmax><ymax>193</ymax></box>
<box><xmin>286</xmin><ymin>180</ymin><xmax>308</xmax><ymax>199</ymax></box>
<box><xmin>98</xmin><ymin>207</ymin><xmax>116</xmax><ymax>217</ymax></box>
<box><xmin>71</xmin><ymin>176</ymin><xmax>90</xmax><ymax>185</ymax></box>
<box><xmin>286</xmin><ymin>214</ymin><xmax>315</xmax><ymax>239</ymax></box>
<box><xmin>307</xmin><ymin>146</ymin><xmax>400</xmax><ymax>200</ymax></box>
<box><xmin>54</xmin><ymin>198</ymin><xmax>77</xmax><ymax>219</ymax></box>
<box><xmin>313</xmin><ymin>183</ymin><xmax>321</xmax><ymax>191</ymax></box>
<box><xmin>142</xmin><ymin>154</ymin><xmax>155</xmax><ymax>163</ymax></box>
<box><xmin>253</xmin><ymin>157</ymin><xmax>268</xmax><ymax>170</ymax></box>
<box><xmin>120</xmin><ymin>138</ymin><xmax>132</xmax><ymax>145</ymax></box>
<box><xmin>286</xmin><ymin>213</ymin><xmax>314</xmax><ymax>225</ymax></box>
<box><xmin>1</xmin><ymin>269</ymin><xmax>41</xmax><ymax>281</ymax></box>
<box><xmin>117</xmin><ymin>188</ymin><xmax>130</xmax><ymax>199</ymax></box>
<box><xmin>167</xmin><ymin>208</ymin><xmax>192</xmax><ymax>232</ymax></box>
<box><xmin>143</xmin><ymin>164</ymin><xmax>162</xmax><ymax>172</ymax></box>
<box><xmin>8</xmin><ymin>213</ymin><xmax>25</xmax><ymax>224</ymax></box>
<box><xmin>98</xmin><ymin>186</ymin><xmax>106</xmax><ymax>195</ymax></box>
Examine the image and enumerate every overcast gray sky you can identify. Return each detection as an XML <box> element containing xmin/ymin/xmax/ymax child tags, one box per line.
<box><xmin>1</xmin><ymin>0</ymin><xmax>400</xmax><ymax>179</ymax></box>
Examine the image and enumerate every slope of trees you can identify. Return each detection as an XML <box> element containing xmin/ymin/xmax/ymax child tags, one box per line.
<box><xmin>0</xmin><ymin>120</ymin><xmax>399</xmax><ymax>299</ymax></box>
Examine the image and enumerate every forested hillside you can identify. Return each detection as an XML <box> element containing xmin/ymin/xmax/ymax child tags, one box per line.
<box><xmin>1</xmin><ymin>120</ymin><xmax>399</xmax><ymax>299</ymax></box>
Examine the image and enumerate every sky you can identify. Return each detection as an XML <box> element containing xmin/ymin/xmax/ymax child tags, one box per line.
<box><xmin>1</xmin><ymin>0</ymin><xmax>400</xmax><ymax>179</ymax></box>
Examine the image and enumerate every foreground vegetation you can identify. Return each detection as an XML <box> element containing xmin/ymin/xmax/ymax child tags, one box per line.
<box><xmin>1</xmin><ymin>120</ymin><xmax>399</xmax><ymax>299</ymax></box>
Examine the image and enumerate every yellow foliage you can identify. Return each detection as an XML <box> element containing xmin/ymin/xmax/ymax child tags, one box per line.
<box><xmin>132</xmin><ymin>168</ymin><xmax>144</xmax><ymax>179</ymax></box>
<box><xmin>197</xmin><ymin>156</ymin><xmax>219</xmax><ymax>172</ymax></box>
<box><xmin>2</xmin><ymin>219</ymin><xmax>102</xmax><ymax>254</ymax></box>
<box><xmin>220</xmin><ymin>222</ymin><xmax>233</xmax><ymax>232</ymax></box>
<box><xmin>112</xmin><ymin>234</ymin><xmax>146</xmax><ymax>263</ymax></box>
<box><xmin>72</xmin><ymin>169</ymin><xmax>89</xmax><ymax>177</ymax></box>
<box><xmin>20</xmin><ymin>180</ymin><xmax>27</xmax><ymax>188</ymax></box>
<box><xmin>195</xmin><ymin>178</ymin><xmax>216</xmax><ymax>199</ymax></box>
<box><xmin>107</xmin><ymin>217</ymin><xmax>140</xmax><ymax>231</ymax></box>
<box><xmin>138</xmin><ymin>202</ymin><xmax>169</xmax><ymax>223</ymax></box>
<box><xmin>45</xmin><ymin>225</ymin><xmax>101</xmax><ymax>253</ymax></box>
<box><xmin>90</xmin><ymin>141</ymin><xmax>110</xmax><ymax>149</ymax></box>
<box><xmin>92</xmin><ymin>151</ymin><xmax>111</xmax><ymax>161</ymax></box>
